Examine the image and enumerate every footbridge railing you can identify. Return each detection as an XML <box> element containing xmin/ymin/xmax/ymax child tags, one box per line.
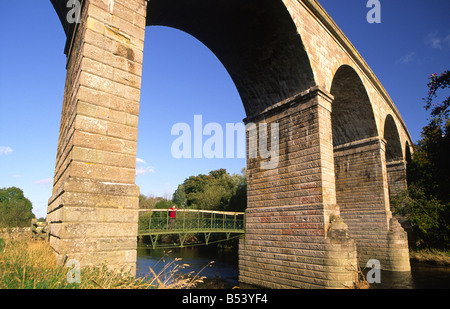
<box><xmin>138</xmin><ymin>209</ymin><xmax>245</xmax><ymax>248</ymax></box>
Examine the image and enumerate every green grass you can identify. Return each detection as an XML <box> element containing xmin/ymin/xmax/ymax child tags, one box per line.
<box><xmin>0</xmin><ymin>238</ymin><xmax>206</xmax><ymax>289</ymax></box>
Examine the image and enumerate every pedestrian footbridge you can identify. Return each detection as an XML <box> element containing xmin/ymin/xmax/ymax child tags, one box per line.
<box><xmin>138</xmin><ymin>209</ymin><xmax>245</xmax><ymax>248</ymax></box>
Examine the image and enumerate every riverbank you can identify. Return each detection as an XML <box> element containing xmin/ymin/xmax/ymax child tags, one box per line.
<box><xmin>0</xmin><ymin>239</ymin><xmax>204</xmax><ymax>289</ymax></box>
<box><xmin>2</xmin><ymin>238</ymin><xmax>449</xmax><ymax>289</ymax></box>
<box><xmin>409</xmin><ymin>249</ymin><xmax>450</xmax><ymax>266</ymax></box>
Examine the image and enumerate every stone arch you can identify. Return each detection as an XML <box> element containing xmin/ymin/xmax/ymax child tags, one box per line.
<box><xmin>384</xmin><ymin>114</ymin><xmax>403</xmax><ymax>162</ymax></box>
<box><xmin>330</xmin><ymin>65</ymin><xmax>378</xmax><ymax>146</ymax></box>
<box><xmin>405</xmin><ymin>141</ymin><xmax>412</xmax><ymax>163</ymax></box>
<box><xmin>146</xmin><ymin>0</ymin><xmax>316</xmax><ymax>118</ymax></box>
<box><xmin>384</xmin><ymin>114</ymin><xmax>408</xmax><ymax>201</ymax></box>
<box><xmin>331</xmin><ymin>64</ymin><xmax>392</xmax><ymax>268</ymax></box>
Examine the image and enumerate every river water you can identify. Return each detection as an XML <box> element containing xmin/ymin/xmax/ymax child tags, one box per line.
<box><xmin>136</xmin><ymin>242</ymin><xmax>450</xmax><ymax>289</ymax></box>
<box><xmin>136</xmin><ymin>244</ymin><xmax>239</xmax><ymax>289</ymax></box>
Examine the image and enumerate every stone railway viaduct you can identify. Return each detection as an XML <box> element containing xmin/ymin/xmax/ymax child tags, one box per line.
<box><xmin>49</xmin><ymin>0</ymin><xmax>413</xmax><ymax>288</ymax></box>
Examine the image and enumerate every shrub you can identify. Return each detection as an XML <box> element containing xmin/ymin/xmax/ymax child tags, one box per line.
<box><xmin>391</xmin><ymin>185</ymin><xmax>450</xmax><ymax>249</ymax></box>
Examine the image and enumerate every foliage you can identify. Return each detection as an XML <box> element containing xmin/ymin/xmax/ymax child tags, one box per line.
<box><xmin>391</xmin><ymin>185</ymin><xmax>449</xmax><ymax>249</ymax></box>
<box><xmin>0</xmin><ymin>187</ymin><xmax>34</xmax><ymax>228</ymax></box>
<box><xmin>406</xmin><ymin>119</ymin><xmax>450</xmax><ymax>203</ymax></box>
<box><xmin>172</xmin><ymin>168</ymin><xmax>247</xmax><ymax>212</ymax></box>
<box><xmin>139</xmin><ymin>194</ymin><xmax>164</xmax><ymax>210</ymax></box>
<box><xmin>0</xmin><ymin>239</ymin><xmax>206</xmax><ymax>289</ymax></box>
<box><xmin>396</xmin><ymin>70</ymin><xmax>450</xmax><ymax>250</ymax></box>
<box><xmin>172</xmin><ymin>184</ymin><xmax>187</xmax><ymax>208</ymax></box>
<box><xmin>423</xmin><ymin>70</ymin><xmax>450</xmax><ymax>121</ymax></box>
<box><xmin>154</xmin><ymin>199</ymin><xmax>173</xmax><ymax>209</ymax></box>
<box><xmin>138</xmin><ymin>212</ymin><xmax>152</xmax><ymax>232</ymax></box>
<box><xmin>138</xmin><ymin>197</ymin><xmax>174</xmax><ymax>233</ymax></box>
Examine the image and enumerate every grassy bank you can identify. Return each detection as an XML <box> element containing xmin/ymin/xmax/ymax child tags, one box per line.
<box><xmin>0</xmin><ymin>238</ymin><xmax>204</xmax><ymax>289</ymax></box>
<box><xmin>410</xmin><ymin>249</ymin><xmax>450</xmax><ymax>266</ymax></box>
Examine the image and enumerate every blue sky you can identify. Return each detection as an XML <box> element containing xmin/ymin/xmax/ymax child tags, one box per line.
<box><xmin>0</xmin><ymin>1</ymin><xmax>449</xmax><ymax>219</ymax></box>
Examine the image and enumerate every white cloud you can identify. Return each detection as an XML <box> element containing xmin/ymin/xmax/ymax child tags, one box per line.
<box><xmin>426</xmin><ymin>32</ymin><xmax>450</xmax><ymax>50</ymax></box>
<box><xmin>136</xmin><ymin>166</ymin><xmax>155</xmax><ymax>176</ymax></box>
<box><xmin>35</xmin><ymin>178</ymin><xmax>53</xmax><ymax>185</ymax></box>
<box><xmin>0</xmin><ymin>146</ymin><xmax>13</xmax><ymax>156</ymax></box>
<box><xmin>135</xmin><ymin>157</ymin><xmax>154</xmax><ymax>176</ymax></box>
<box><xmin>398</xmin><ymin>52</ymin><xmax>416</xmax><ymax>64</ymax></box>
<box><xmin>136</xmin><ymin>158</ymin><xmax>146</xmax><ymax>164</ymax></box>
<box><xmin>428</xmin><ymin>37</ymin><xmax>442</xmax><ymax>49</ymax></box>
<box><xmin>445</xmin><ymin>34</ymin><xmax>450</xmax><ymax>46</ymax></box>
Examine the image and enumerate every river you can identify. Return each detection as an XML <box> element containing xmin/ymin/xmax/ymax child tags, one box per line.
<box><xmin>136</xmin><ymin>242</ymin><xmax>450</xmax><ymax>289</ymax></box>
<box><xmin>136</xmin><ymin>243</ymin><xmax>239</xmax><ymax>289</ymax></box>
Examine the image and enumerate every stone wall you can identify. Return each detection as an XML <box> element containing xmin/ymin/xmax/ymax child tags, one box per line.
<box><xmin>0</xmin><ymin>227</ymin><xmax>31</xmax><ymax>240</ymax></box>
<box><xmin>334</xmin><ymin>137</ymin><xmax>391</xmax><ymax>267</ymax></box>
<box><xmin>333</xmin><ymin>137</ymin><xmax>410</xmax><ymax>271</ymax></box>
<box><xmin>387</xmin><ymin>160</ymin><xmax>408</xmax><ymax>201</ymax></box>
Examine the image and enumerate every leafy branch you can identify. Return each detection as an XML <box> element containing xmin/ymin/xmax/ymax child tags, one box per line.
<box><xmin>423</xmin><ymin>70</ymin><xmax>450</xmax><ymax>121</ymax></box>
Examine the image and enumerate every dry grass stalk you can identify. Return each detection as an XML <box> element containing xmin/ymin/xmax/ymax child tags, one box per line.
<box><xmin>0</xmin><ymin>238</ymin><xmax>212</xmax><ymax>289</ymax></box>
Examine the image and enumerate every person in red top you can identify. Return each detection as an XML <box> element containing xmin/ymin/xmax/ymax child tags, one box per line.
<box><xmin>169</xmin><ymin>205</ymin><xmax>178</xmax><ymax>228</ymax></box>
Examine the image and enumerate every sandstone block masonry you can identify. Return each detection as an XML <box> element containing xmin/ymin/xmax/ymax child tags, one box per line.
<box><xmin>47</xmin><ymin>0</ymin><xmax>147</xmax><ymax>275</ymax></box>
<box><xmin>333</xmin><ymin>137</ymin><xmax>410</xmax><ymax>271</ymax></box>
<box><xmin>0</xmin><ymin>227</ymin><xmax>31</xmax><ymax>240</ymax></box>
<box><xmin>239</xmin><ymin>87</ymin><xmax>358</xmax><ymax>288</ymax></box>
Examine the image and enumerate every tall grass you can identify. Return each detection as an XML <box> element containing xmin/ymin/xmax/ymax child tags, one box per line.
<box><xmin>0</xmin><ymin>238</ymin><xmax>207</xmax><ymax>289</ymax></box>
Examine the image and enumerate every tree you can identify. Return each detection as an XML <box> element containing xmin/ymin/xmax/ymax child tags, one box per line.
<box><xmin>196</xmin><ymin>183</ymin><xmax>227</xmax><ymax>210</ymax></box>
<box><xmin>423</xmin><ymin>70</ymin><xmax>450</xmax><ymax>121</ymax></box>
<box><xmin>172</xmin><ymin>168</ymin><xmax>247</xmax><ymax>212</ymax></box>
<box><xmin>228</xmin><ymin>168</ymin><xmax>247</xmax><ymax>212</ymax></box>
<box><xmin>154</xmin><ymin>199</ymin><xmax>173</xmax><ymax>210</ymax></box>
<box><xmin>0</xmin><ymin>187</ymin><xmax>34</xmax><ymax>228</ymax></box>
<box><xmin>139</xmin><ymin>194</ymin><xmax>163</xmax><ymax>210</ymax></box>
<box><xmin>407</xmin><ymin>119</ymin><xmax>450</xmax><ymax>202</ymax></box>
<box><xmin>392</xmin><ymin>184</ymin><xmax>449</xmax><ymax>249</ymax></box>
<box><xmin>172</xmin><ymin>184</ymin><xmax>187</xmax><ymax>208</ymax></box>
<box><xmin>396</xmin><ymin>70</ymin><xmax>450</xmax><ymax>249</ymax></box>
<box><xmin>416</xmin><ymin>69</ymin><xmax>450</xmax><ymax>203</ymax></box>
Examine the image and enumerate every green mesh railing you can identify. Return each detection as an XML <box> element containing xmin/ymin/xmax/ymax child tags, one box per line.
<box><xmin>138</xmin><ymin>209</ymin><xmax>245</xmax><ymax>235</ymax></box>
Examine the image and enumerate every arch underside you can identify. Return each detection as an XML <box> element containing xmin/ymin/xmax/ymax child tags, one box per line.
<box><xmin>384</xmin><ymin>115</ymin><xmax>403</xmax><ymax>162</ymax></box>
<box><xmin>331</xmin><ymin>65</ymin><xmax>393</xmax><ymax>267</ymax></box>
<box><xmin>330</xmin><ymin>65</ymin><xmax>378</xmax><ymax>146</ymax></box>
<box><xmin>146</xmin><ymin>0</ymin><xmax>316</xmax><ymax>118</ymax></box>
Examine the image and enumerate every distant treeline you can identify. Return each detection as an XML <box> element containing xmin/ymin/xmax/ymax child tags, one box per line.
<box><xmin>139</xmin><ymin>168</ymin><xmax>247</xmax><ymax>213</ymax></box>
<box><xmin>0</xmin><ymin>187</ymin><xmax>34</xmax><ymax>228</ymax></box>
